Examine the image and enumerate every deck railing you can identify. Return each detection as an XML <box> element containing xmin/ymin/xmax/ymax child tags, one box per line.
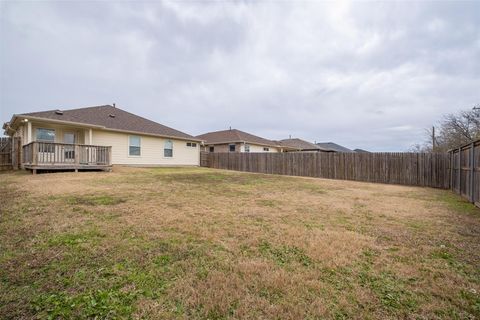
<box><xmin>22</xmin><ymin>142</ymin><xmax>112</xmax><ymax>166</ymax></box>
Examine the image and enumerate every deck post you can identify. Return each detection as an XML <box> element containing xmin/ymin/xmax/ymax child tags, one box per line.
<box><xmin>75</xmin><ymin>145</ymin><xmax>80</xmax><ymax>165</ymax></box>
<box><xmin>33</xmin><ymin>142</ymin><xmax>38</xmax><ymax>166</ymax></box>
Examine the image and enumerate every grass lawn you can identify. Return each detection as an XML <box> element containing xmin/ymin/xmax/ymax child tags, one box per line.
<box><xmin>1</xmin><ymin>167</ymin><xmax>479</xmax><ymax>319</ymax></box>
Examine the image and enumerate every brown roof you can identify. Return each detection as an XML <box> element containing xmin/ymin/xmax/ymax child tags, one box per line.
<box><xmin>279</xmin><ymin>138</ymin><xmax>329</xmax><ymax>151</ymax></box>
<box><xmin>196</xmin><ymin>129</ymin><xmax>279</xmax><ymax>147</ymax></box>
<box><xmin>13</xmin><ymin>104</ymin><xmax>197</xmax><ymax>140</ymax></box>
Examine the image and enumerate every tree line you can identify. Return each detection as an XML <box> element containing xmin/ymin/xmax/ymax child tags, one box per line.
<box><xmin>411</xmin><ymin>104</ymin><xmax>480</xmax><ymax>152</ymax></box>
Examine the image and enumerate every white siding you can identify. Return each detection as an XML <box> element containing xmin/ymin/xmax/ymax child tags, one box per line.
<box><xmin>92</xmin><ymin>130</ymin><xmax>199</xmax><ymax>166</ymax></box>
<box><xmin>30</xmin><ymin>123</ymin><xmax>86</xmax><ymax>144</ymax></box>
<box><xmin>242</xmin><ymin>144</ymin><xmax>280</xmax><ymax>153</ymax></box>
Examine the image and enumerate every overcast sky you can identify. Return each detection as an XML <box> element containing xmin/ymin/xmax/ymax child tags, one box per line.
<box><xmin>1</xmin><ymin>1</ymin><xmax>479</xmax><ymax>151</ymax></box>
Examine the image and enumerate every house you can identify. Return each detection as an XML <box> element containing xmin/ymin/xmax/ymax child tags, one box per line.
<box><xmin>278</xmin><ymin>138</ymin><xmax>333</xmax><ymax>152</ymax></box>
<box><xmin>353</xmin><ymin>148</ymin><xmax>370</xmax><ymax>153</ymax></box>
<box><xmin>196</xmin><ymin>129</ymin><xmax>293</xmax><ymax>153</ymax></box>
<box><xmin>315</xmin><ymin>142</ymin><xmax>354</xmax><ymax>153</ymax></box>
<box><xmin>2</xmin><ymin>104</ymin><xmax>201</xmax><ymax>172</ymax></box>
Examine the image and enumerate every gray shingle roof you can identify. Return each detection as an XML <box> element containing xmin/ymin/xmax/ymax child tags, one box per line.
<box><xmin>279</xmin><ymin>138</ymin><xmax>330</xmax><ymax>151</ymax></box>
<box><xmin>353</xmin><ymin>148</ymin><xmax>370</xmax><ymax>153</ymax></box>
<box><xmin>315</xmin><ymin>142</ymin><xmax>354</xmax><ymax>152</ymax></box>
<box><xmin>196</xmin><ymin>129</ymin><xmax>279</xmax><ymax>147</ymax></box>
<box><xmin>17</xmin><ymin>105</ymin><xmax>197</xmax><ymax>140</ymax></box>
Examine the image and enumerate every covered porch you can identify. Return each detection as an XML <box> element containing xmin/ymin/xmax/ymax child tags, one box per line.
<box><xmin>17</xmin><ymin>119</ymin><xmax>111</xmax><ymax>173</ymax></box>
<box><xmin>22</xmin><ymin>141</ymin><xmax>112</xmax><ymax>173</ymax></box>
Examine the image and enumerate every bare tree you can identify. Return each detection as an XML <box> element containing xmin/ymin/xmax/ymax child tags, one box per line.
<box><xmin>436</xmin><ymin>105</ymin><xmax>480</xmax><ymax>151</ymax></box>
<box><xmin>410</xmin><ymin>105</ymin><xmax>480</xmax><ymax>152</ymax></box>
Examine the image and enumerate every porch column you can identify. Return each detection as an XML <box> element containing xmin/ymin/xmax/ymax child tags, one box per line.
<box><xmin>27</xmin><ymin>121</ymin><xmax>32</xmax><ymax>143</ymax></box>
<box><xmin>88</xmin><ymin>129</ymin><xmax>93</xmax><ymax>144</ymax></box>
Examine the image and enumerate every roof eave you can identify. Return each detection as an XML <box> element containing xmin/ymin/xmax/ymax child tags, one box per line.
<box><xmin>12</xmin><ymin>115</ymin><xmax>202</xmax><ymax>142</ymax></box>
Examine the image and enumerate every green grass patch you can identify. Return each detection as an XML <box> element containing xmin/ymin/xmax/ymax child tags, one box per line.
<box><xmin>438</xmin><ymin>192</ymin><xmax>480</xmax><ymax>215</ymax></box>
<box><xmin>67</xmin><ymin>195</ymin><xmax>126</xmax><ymax>206</ymax></box>
<box><xmin>47</xmin><ymin>229</ymin><xmax>105</xmax><ymax>247</ymax></box>
<box><xmin>298</xmin><ymin>182</ymin><xmax>328</xmax><ymax>194</ymax></box>
<box><xmin>32</xmin><ymin>289</ymin><xmax>138</xmax><ymax>319</ymax></box>
<box><xmin>359</xmin><ymin>270</ymin><xmax>418</xmax><ymax>313</ymax></box>
<box><xmin>259</xmin><ymin>241</ymin><xmax>312</xmax><ymax>267</ymax></box>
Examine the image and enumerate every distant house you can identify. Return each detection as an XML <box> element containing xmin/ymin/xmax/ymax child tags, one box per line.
<box><xmin>278</xmin><ymin>138</ymin><xmax>332</xmax><ymax>152</ymax></box>
<box><xmin>3</xmin><ymin>105</ymin><xmax>201</xmax><ymax>172</ymax></box>
<box><xmin>315</xmin><ymin>142</ymin><xmax>354</xmax><ymax>153</ymax></box>
<box><xmin>196</xmin><ymin>129</ymin><xmax>293</xmax><ymax>153</ymax></box>
<box><xmin>353</xmin><ymin>148</ymin><xmax>370</xmax><ymax>153</ymax></box>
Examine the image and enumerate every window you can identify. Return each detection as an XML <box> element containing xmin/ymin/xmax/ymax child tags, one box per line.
<box><xmin>245</xmin><ymin>144</ymin><xmax>250</xmax><ymax>152</ymax></box>
<box><xmin>209</xmin><ymin>146</ymin><xmax>214</xmax><ymax>152</ymax></box>
<box><xmin>187</xmin><ymin>142</ymin><xmax>192</xmax><ymax>147</ymax></box>
<box><xmin>191</xmin><ymin>143</ymin><xmax>197</xmax><ymax>147</ymax></box>
<box><xmin>263</xmin><ymin>147</ymin><xmax>269</xmax><ymax>152</ymax></box>
<box><xmin>164</xmin><ymin>140</ymin><xmax>173</xmax><ymax>157</ymax></box>
<box><xmin>129</xmin><ymin>136</ymin><xmax>141</xmax><ymax>156</ymax></box>
<box><xmin>186</xmin><ymin>142</ymin><xmax>197</xmax><ymax>148</ymax></box>
<box><xmin>229</xmin><ymin>144</ymin><xmax>236</xmax><ymax>152</ymax></box>
<box><xmin>36</xmin><ymin>128</ymin><xmax>55</xmax><ymax>142</ymax></box>
<box><xmin>36</xmin><ymin>128</ymin><xmax>55</xmax><ymax>152</ymax></box>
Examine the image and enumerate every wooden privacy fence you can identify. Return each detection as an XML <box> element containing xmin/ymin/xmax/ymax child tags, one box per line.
<box><xmin>449</xmin><ymin>141</ymin><xmax>480</xmax><ymax>206</ymax></box>
<box><xmin>0</xmin><ymin>137</ymin><xmax>12</xmax><ymax>171</ymax></box>
<box><xmin>201</xmin><ymin>152</ymin><xmax>451</xmax><ymax>189</ymax></box>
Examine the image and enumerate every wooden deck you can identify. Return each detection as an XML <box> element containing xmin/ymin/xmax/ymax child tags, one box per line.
<box><xmin>22</xmin><ymin>142</ymin><xmax>112</xmax><ymax>173</ymax></box>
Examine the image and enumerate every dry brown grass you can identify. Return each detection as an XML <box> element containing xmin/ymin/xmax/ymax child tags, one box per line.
<box><xmin>1</xmin><ymin>167</ymin><xmax>479</xmax><ymax>319</ymax></box>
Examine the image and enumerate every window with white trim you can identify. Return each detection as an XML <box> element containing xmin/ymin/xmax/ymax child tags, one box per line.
<box><xmin>36</xmin><ymin>128</ymin><xmax>55</xmax><ymax>152</ymax></box>
<box><xmin>229</xmin><ymin>144</ymin><xmax>236</xmax><ymax>152</ymax></box>
<box><xmin>263</xmin><ymin>147</ymin><xmax>269</xmax><ymax>152</ymax></box>
<box><xmin>129</xmin><ymin>136</ymin><xmax>141</xmax><ymax>156</ymax></box>
<box><xmin>164</xmin><ymin>140</ymin><xmax>173</xmax><ymax>157</ymax></box>
<box><xmin>245</xmin><ymin>144</ymin><xmax>250</xmax><ymax>152</ymax></box>
<box><xmin>36</xmin><ymin>128</ymin><xmax>55</xmax><ymax>142</ymax></box>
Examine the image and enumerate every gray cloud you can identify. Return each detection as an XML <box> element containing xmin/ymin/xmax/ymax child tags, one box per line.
<box><xmin>1</xmin><ymin>1</ymin><xmax>479</xmax><ymax>151</ymax></box>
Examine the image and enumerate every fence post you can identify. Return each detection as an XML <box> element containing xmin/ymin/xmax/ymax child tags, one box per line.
<box><xmin>449</xmin><ymin>151</ymin><xmax>452</xmax><ymax>190</ymax></box>
<box><xmin>458</xmin><ymin>147</ymin><xmax>461</xmax><ymax>194</ymax></box>
<box><xmin>471</xmin><ymin>143</ymin><xmax>475</xmax><ymax>203</ymax></box>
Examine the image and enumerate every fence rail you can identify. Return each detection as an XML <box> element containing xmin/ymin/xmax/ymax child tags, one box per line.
<box><xmin>201</xmin><ymin>152</ymin><xmax>451</xmax><ymax>189</ymax></box>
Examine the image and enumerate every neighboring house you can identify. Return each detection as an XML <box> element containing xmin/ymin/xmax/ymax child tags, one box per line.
<box><xmin>278</xmin><ymin>138</ymin><xmax>332</xmax><ymax>152</ymax></box>
<box><xmin>196</xmin><ymin>129</ymin><xmax>293</xmax><ymax>153</ymax></box>
<box><xmin>2</xmin><ymin>104</ymin><xmax>201</xmax><ymax>172</ymax></box>
<box><xmin>353</xmin><ymin>148</ymin><xmax>370</xmax><ymax>153</ymax></box>
<box><xmin>315</xmin><ymin>142</ymin><xmax>354</xmax><ymax>152</ymax></box>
